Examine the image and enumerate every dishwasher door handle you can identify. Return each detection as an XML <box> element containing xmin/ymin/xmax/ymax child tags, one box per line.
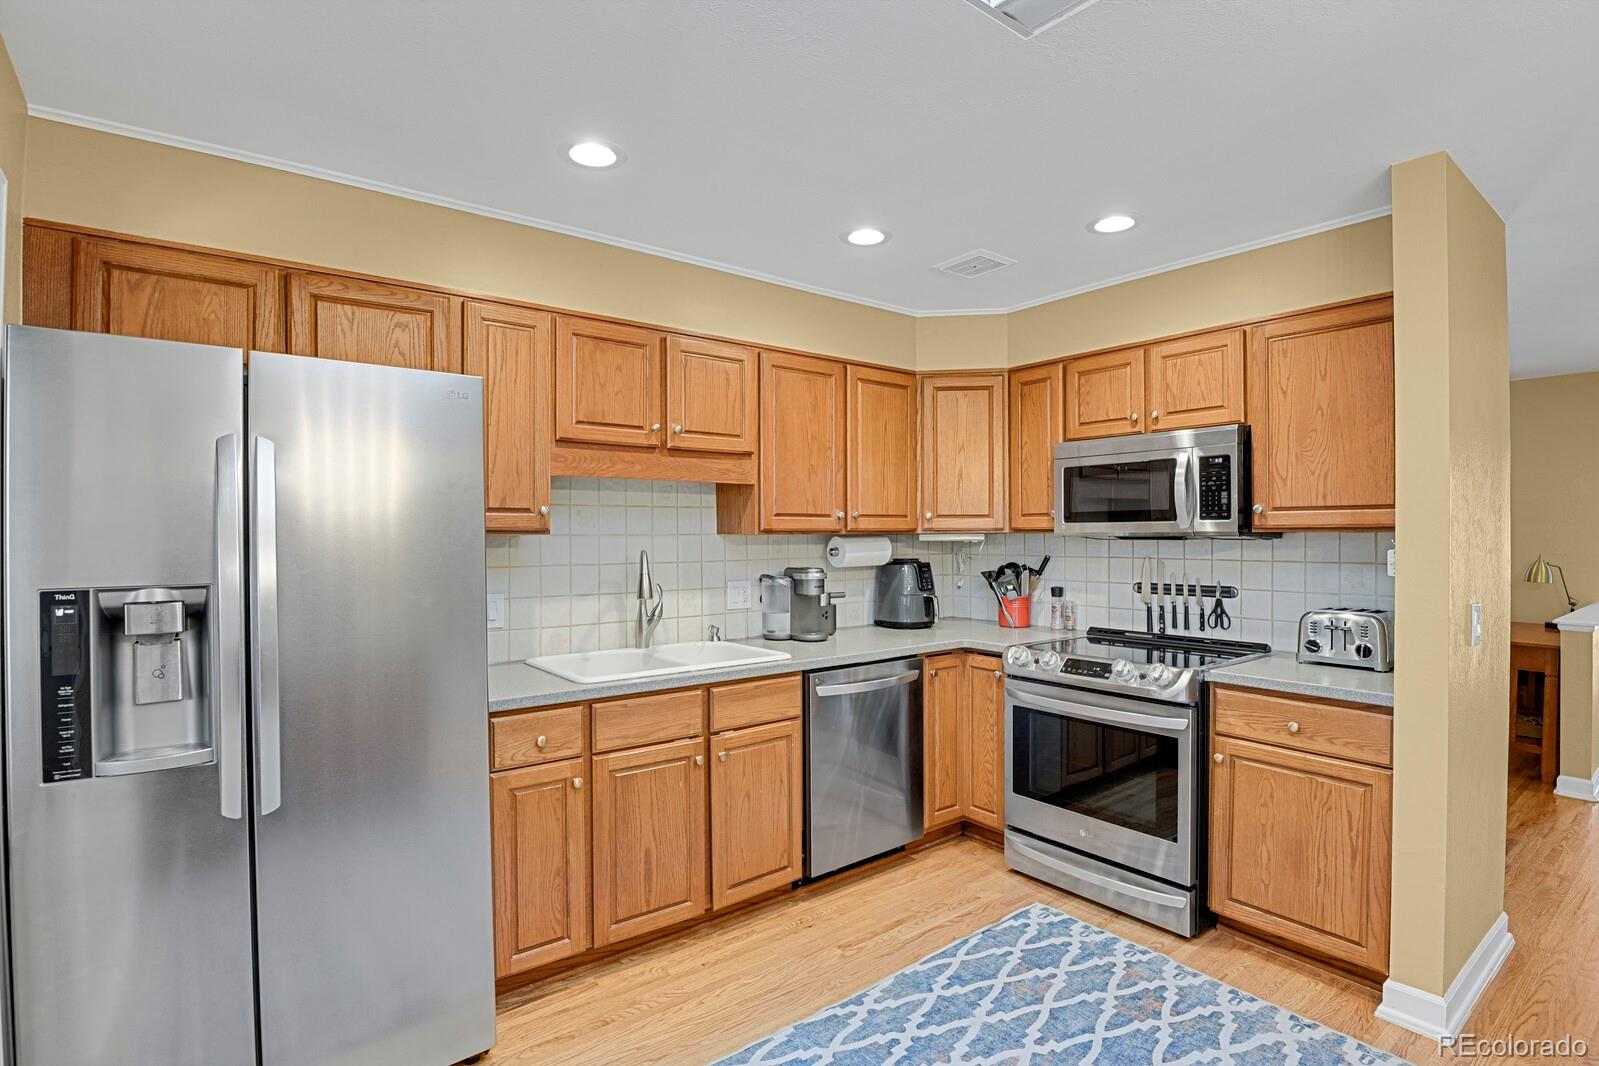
<box><xmin>813</xmin><ymin>671</ymin><xmax>920</xmax><ymax>698</ymax></box>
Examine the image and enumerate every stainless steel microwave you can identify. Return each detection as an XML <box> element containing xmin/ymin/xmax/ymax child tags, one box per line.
<box><xmin>1053</xmin><ymin>424</ymin><xmax>1252</xmax><ymax>537</ymax></box>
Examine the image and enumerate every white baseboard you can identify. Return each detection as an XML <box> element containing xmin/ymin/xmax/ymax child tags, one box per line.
<box><xmin>1375</xmin><ymin>912</ymin><xmax>1514</xmax><ymax>1041</ymax></box>
<box><xmin>1554</xmin><ymin>769</ymin><xmax>1599</xmax><ymax>802</ymax></box>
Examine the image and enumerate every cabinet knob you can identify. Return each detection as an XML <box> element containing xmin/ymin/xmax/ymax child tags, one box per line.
<box><xmin>536</xmin><ymin>735</ymin><xmax>547</xmax><ymax>748</ymax></box>
<box><xmin>538</xmin><ymin>504</ymin><xmax>550</xmax><ymax>517</ymax></box>
<box><xmin>993</xmin><ymin>670</ymin><xmax>1002</xmax><ymax>678</ymax></box>
<box><xmin>672</xmin><ymin>423</ymin><xmax>684</xmax><ymax>434</ymax></box>
<box><xmin>572</xmin><ymin>777</ymin><xmax>583</xmax><ymax>789</ymax></box>
<box><xmin>924</xmin><ymin>512</ymin><xmax>933</xmax><ymax>520</ymax></box>
<box><xmin>835</xmin><ymin>511</ymin><xmax>845</xmax><ymax>520</ymax></box>
<box><xmin>1287</xmin><ymin>721</ymin><xmax>1301</xmax><ymax>734</ymax></box>
<box><xmin>718</xmin><ymin>751</ymin><xmax>729</xmax><ymax>762</ymax></box>
<box><xmin>694</xmin><ymin>754</ymin><xmax>705</xmax><ymax>766</ymax></box>
<box><xmin>1213</xmin><ymin>752</ymin><xmax>1224</xmax><ymax>764</ymax></box>
<box><xmin>1150</xmin><ymin>410</ymin><xmax>1160</xmax><ymax>421</ymax></box>
<box><xmin>851</xmin><ymin>510</ymin><xmax>861</xmax><ymax>519</ymax></box>
<box><xmin>1252</xmin><ymin>503</ymin><xmax>1265</xmax><ymax>514</ymax></box>
<box><xmin>650</xmin><ymin>422</ymin><xmax>662</xmax><ymax>433</ymax></box>
<box><xmin>1130</xmin><ymin>411</ymin><xmax>1140</xmax><ymax>423</ymax></box>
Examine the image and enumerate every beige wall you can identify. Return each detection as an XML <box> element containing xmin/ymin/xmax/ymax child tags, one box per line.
<box><xmin>1006</xmin><ymin>216</ymin><xmax>1393</xmax><ymax>365</ymax></box>
<box><xmin>1511</xmin><ymin>372</ymin><xmax>1599</xmax><ymax>622</ymax></box>
<box><xmin>1389</xmin><ymin>152</ymin><xmax>1511</xmax><ymax>998</ymax></box>
<box><xmin>0</xmin><ymin>36</ymin><xmax>27</xmax><ymax>323</ymax></box>
<box><xmin>915</xmin><ymin>314</ymin><xmax>1008</xmax><ymax>370</ymax></box>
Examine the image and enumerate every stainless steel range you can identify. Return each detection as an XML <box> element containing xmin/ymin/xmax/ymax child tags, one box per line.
<box><xmin>1001</xmin><ymin>627</ymin><xmax>1268</xmax><ymax>936</ymax></box>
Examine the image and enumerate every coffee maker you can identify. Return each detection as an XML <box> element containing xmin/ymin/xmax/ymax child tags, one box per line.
<box><xmin>759</xmin><ymin>567</ymin><xmax>844</xmax><ymax>641</ymax></box>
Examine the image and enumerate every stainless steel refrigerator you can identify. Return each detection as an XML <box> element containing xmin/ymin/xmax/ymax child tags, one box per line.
<box><xmin>0</xmin><ymin>326</ymin><xmax>495</xmax><ymax>1065</ymax></box>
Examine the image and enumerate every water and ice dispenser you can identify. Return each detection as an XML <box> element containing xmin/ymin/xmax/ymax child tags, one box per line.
<box><xmin>39</xmin><ymin>586</ymin><xmax>215</xmax><ymax>783</ymax></box>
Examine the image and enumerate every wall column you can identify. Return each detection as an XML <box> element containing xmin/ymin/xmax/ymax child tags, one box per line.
<box><xmin>1381</xmin><ymin>152</ymin><xmax>1513</xmax><ymax>1039</ymax></box>
<box><xmin>1555</xmin><ymin>627</ymin><xmax>1599</xmax><ymax>798</ymax></box>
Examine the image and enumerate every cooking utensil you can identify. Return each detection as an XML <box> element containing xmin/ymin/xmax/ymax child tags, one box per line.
<box><xmin>1140</xmin><ymin>558</ymin><xmax>1153</xmax><ymax>632</ymax></box>
<box><xmin>982</xmin><ymin>569</ymin><xmax>1019</xmax><ymax>628</ymax></box>
<box><xmin>1156</xmin><ymin>563</ymin><xmax>1167</xmax><ymax>635</ymax></box>
<box><xmin>1206</xmin><ymin>589</ymin><xmax>1231</xmax><ymax>631</ymax></box>
<box><xmin>1196</xmin><ymin>575</ymin><xmax>1206</xmax><ymax>632</ymax></box>
<box><xmin>1182</xmin><ymin>571</ymin><xmax>1192</xmax><ymax>630</ymax></box>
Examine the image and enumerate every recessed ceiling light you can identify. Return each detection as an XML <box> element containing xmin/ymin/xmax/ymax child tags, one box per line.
<box><xmin>567</xmin><ymin>141</ymin><xmax>620</xmax><ymax>168</ymax></box>
<box><xmin>845</xmin><ymin>227</ymin><xmax>888</xmax><ymax>247</ymax></box>
<box><xmin>1092</xmin><ymin>214</ymin><xmax>1137</xmax><ymax>234</ymax></box>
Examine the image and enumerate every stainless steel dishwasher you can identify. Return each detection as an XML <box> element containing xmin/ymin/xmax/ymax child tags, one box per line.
<box><xmin>805</xmin><ymin>657</ymin><xmax>924</xmax><ymax>878</ymax></box>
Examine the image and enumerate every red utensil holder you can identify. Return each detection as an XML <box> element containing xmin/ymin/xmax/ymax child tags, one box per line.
<box><xmin>997</xmin><ymin>596</ymin><xmax>1031</xmax><ymax>628</ymax></box>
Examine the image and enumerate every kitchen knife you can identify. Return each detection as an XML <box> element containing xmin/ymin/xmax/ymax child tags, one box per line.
<box><xmin>1182</xmin><ymin>571</ymin><xmax>1192</xmax><ymax>630</ymax></box>
<box><xmin>1156</xmin><ymin>563</ymin><xmax>1167</xmax><ymax>634</ymax></box>
<box><xmin>1196</xmin><ymin>575</ymin><xmax>1206</xmax><ymax>632</ymax></box>
<box><xmin>1140</xmin><ymin>557</ymin><xmax>1153</xmax><ymax>632</ymax></box>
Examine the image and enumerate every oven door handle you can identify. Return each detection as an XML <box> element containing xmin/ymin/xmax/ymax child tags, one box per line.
<box><xmin>1006</xmin><ymin>683</ymin><xmax>1190</xmax><ymax>736</ymax></box>
<box><xmin>1007</xmin><ymin>833</ymin><xmax>1190</xmax><ymax>909</ymax></box>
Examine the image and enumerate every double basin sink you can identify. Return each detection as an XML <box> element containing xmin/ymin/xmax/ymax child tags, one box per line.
<box><xmin>528</xmin><ymin>640</ymin><xmax>792</xmax><ymax>684</ymax></box>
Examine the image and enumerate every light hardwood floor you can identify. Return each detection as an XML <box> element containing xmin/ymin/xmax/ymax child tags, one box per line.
<box><xmin>492</xmin><ymin>753</ymin><xmax>1596</xmax><ymax>1064</ymax></box>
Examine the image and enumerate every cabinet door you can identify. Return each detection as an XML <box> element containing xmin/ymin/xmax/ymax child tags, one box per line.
<box><xmin>759</xmin><ymin>351</ymin><xmax>847</xmax><ymax>531</ymax></box>
<box><xmin>1064</xmin><ymin>347</ymin><xmax>1144</xmax><ymax>440</ymax></box>
<box><xmin>845</xmin><ymin>364</ymin><xmax>918</xmax><ymax>532</ymax></box>
<box><xmin>490</xmin><ymin>759</ymin><xmax>589</xmax><ymax>977</ymax></box>
<box><xmin>72</xmin><ymin>237</ymin><xmax>284</xmax><ymax>360</ymax></box>
<box><xmin>1145</xmin><ymin>327</ymin><xmax>1245</xmax><ymax>431</ymax></box>
<box><xmin>1007</xmin><ymin>362</ymin><xmax>1063</xmax><ymax>531</ymax></box>
<box><xmin>665</xmin><ymin>335</ymin><xmax>757</xmax><ymax>454</ymax></box>
<box><xmin>920</xmin><ymin>372</ymin><xmax>1007</xmax><ymax>531</ymax></box>
<box><xmin>286</xmin><ymin>272</ymin><xmax>460</xmax><ymax>372</ymax></box>
<box><xmin>553</xmin><ymin>316</ymin><xmax>664</xmax><ymax>448</ymax></box>
<box><xmin>1210</xmin><ymin>734</ymin><xmax>1392</xmax><ymax>973</ymax></box>
<box><xmin>924</xmin><ymin>654</ymin><xmax>966</xmax><ymax>830</ymax></box>
<box><xmin>1246</xmin><ymin>299</ymin><xmax>1395</xmax><ymax>529</ymax></box>
<box><xmin>464</xmin><ymin>300</ymin><xmax>553</xmax><ymax>533</ymax></box>
<box><xmin>963</xmin><ymin>655</ymin><xmax>1005</xmax><ymax>830</ymax></box>
<box><xmin>591</xmin><ymin>737</ymin><xmax>709</xmax><ymax>946</ymax></box>
<box><xmin>710</xmin><ymin>719</ymin><xmax>803</xmax><ymax>909</ymax></box>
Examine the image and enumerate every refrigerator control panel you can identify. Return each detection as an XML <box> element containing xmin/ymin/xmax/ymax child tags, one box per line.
<box><xmin>39</xmin><ymin>590</ymin><xmax>92</xmax><ymax>783</ymax></box>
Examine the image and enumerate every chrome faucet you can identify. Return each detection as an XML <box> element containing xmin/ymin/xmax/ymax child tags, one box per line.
<box><xmin>635</xmin><ymin>550</ymin><xmax>665</xmax><ymax>648</ymax></box>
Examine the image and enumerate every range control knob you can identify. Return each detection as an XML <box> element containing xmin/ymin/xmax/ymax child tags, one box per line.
<box><xmin>1005</xmin><ymin>646</ymin><xmax>1035</xmax><ymax>670</ymax></box>
<box><xmin>1110</xmin><ymin>658</ymin><xmax>1135</xmax><ymax>681</ymax></box>
<box><xmin>1303</xmin><ymin>638</ymin><xmax>1322</xmax><ymax>654</ymax></box>
<box><xmin>1038</xmin><ymin>650</ymin><xmax>1064</xmax><ymax>672</ymax></box>
<box><xmin>1148</xmin><ymin>663</ymin><xmax>1175</xmax><ymax>686</ymax></box>
<box><xmin>1354</xmin><ymin>642</ymin><xmax>1374</xmax><ymax>660</ymax></box>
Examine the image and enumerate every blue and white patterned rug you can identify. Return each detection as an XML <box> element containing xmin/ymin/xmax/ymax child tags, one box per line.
<box><xmin>716</xmin><ymin>903</ymin><xmax>1408</xmax><ymax>1065</ymax></box>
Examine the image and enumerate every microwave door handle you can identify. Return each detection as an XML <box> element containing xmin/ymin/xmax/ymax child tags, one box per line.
<box><xmin>252</xmin><ymin>436</ymin><xmax>283</xmax><ymax>816</ymax></box>
<box><xmin>1173</xmin><ymin>451</ymin><xmax>1196</xmax><ymax>531</ymax></box>
<box><xmin>213</xmin><ymin>434</ymin><xmax>246</xmax><ymax>820</ymax></box>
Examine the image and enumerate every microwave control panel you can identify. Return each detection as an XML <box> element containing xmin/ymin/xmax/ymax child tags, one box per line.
<box><xmin>39</xmin><ymin>590</ymin><xmax>93</xmax><ymax>783</ymax></box>
<box><xmin>1197</xmin><ymin>455</ymin><xmax>1233</xmax><ymax>521</ymax></box>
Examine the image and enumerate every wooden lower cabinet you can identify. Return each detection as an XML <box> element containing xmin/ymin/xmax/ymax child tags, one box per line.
<box><xmin>591</xmin><ymin>735</ymin><xmax>710</xmax><ymax>947</ymax></box>
<box><xmin>963</xmin><ymin>655</ymin><xmax>1005</xmax><ymax>830</ymax></box>
<box><xmin>490</xmin><ymin>759</ymin><xmax>589</xmax><ymax>977</ymax></box>
<box><xmin>923</xmin><ymin>653</ymin><xmax>1006</xmax><ymax>832</ymax></box>
<box><xmin>710</xmin><ymin>719</ymin><xmax>804</xmax><ymax>908</ymax></box>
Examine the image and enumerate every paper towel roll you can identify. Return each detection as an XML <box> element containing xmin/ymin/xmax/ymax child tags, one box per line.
<box><xmin>826</xmin><ymin>536</ymin><xmax>893</xmax><ymax>569</ymax></box>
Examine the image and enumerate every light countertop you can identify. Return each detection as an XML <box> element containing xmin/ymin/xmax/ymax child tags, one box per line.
<box><xmin>1207</xmin><ymin>651</ymin><xmax>1393</xmax><ymax>707</ymax></box>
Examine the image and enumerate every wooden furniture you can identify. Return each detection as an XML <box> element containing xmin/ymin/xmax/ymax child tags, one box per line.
<box><xmin>1510</xmin><ymin>622</ymin><xmax>1561</xmax><ymax>784</ymax></box>
<box><xmin>1209</xmin><ymin>684</ymin><xmax>1392</xmax><ymax>976</ymax></box>
<box><xmin>919</xmin><ymin>372</ymin><xmax>1007</xmax><ymax>531</ymax></box>
<box><xmin>1064</xmin><ymin>347</ymin><xmax>1145</xmax><ymax>440</ymax></box>
<box><xmin>1246</xmin><ymin>298</ymin><xmax>1394</xmax><ymax>529</ymax></box>
<box><xmin>286</xmin><ymin>272</ymin><xmax>462</xmax><ymax>372</ymax></box>
<box><xmin>553</xmin><ymin>316</ymin><xmax>664</xmax><ymax>449</ymax></box>
<box><xmin>666</xmin><ymin>335</ymin><xmax>759</xmax><ymax>455</ymax></box>
<box><xmin>845</xmin><ymin>364</ymin><xmax>919</xmax><ymax>532</ymax></box>
<box><xmin>923</xmin><ymin>654</ymin><xmax>966</xmax><ymax>830</ymax></box>
<box><xmin>963</xmin><ymin>654</ymin><xmax>1006</xmax><ymax>831</ymax></box>
<box><xmin>710</xmin><ymin>711</ymin><xmax>804</xmax><ymax>908</ymax></box>
<box><xmin>1007</xmin><ymin>361</ymin><xmax>1063</xmax><ymax>531</ymax></box>
<box><xmin>923</xmin><ymin>653</ymin><xmax>1006</xmax><ymax>832</ymax></box>
<box><xmin>1145</xmin><ymin>328</ymin><xmax>1246</xmax><ymax>431</ymax></box>
<box><xmin>463</xmin><ymin>300</ymin><xmax>554</xmax><ymax>533</ymax></box>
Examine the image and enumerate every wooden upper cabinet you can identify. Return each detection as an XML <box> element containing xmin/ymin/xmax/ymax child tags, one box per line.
<box><xmin>665</xmin><ymin>335</ymin><xmax>757</xmax><ymax>454</ymax></box>
<box><xmin>554</xmin><ymin>316</ymin><xmax>664</xmax><ymax>449</ymax></box>
<box><xmin>1145</xmin><ymin>328</ymin><xmax>1245</xmax><ymax>431</ymax></box>
<box><xmin>920</xmin><ymin>372</ymin><xmax>1006</xmax><ymax>531</ymax></box>
<box><xmin>1209</xmin><ymin>733</ymin><xmax>1392</xmax><ymax>974</ymax></box>
<box><xmin>1247</xmin><ymin>298</ymin><xmax>1395</xmax><ymax>529</ymax></box>
<box><xmin>490</xmin><ymin>759</ymin><xmax>589</xmax><ymax>977</ymax></box>
<box><xmin>70</xmin><ymin>236</ymin><xmax>285</xmax><ymax>360</ymax></box>
<box><xmin>463</xmin><ymin>300</ymin><xmax>553</xmax><ymax>533</ymax></box>
<box><xmin>709</xmin><ymin>719</ymin><xmax>803</xmax><ymax>910</ymax></box>
<box><xmin>287</xmin><ymin>272</ymin><xmax>460</xmax><ymax>372</ymax></box>
<box><xmin>924</xmin><ymin>654</ymin><xmax>966</xmax><ymax>831</ymax></box>
<box><xmin>1065</xmin><ymin>347</ymin><xmax>1145</xmax><ymax>440</ymax></box>
<box><xmin>963</xmin><ymin>655</ymin><xmax>1005</xmax><ymax>831</ymax></box>
<box><xmin>1008</xmin><ymin>362</ymin><xmax>1063</xmax><ymax>531</ymax></box>
<box><xmin>845</xmin><ymin>365</ymin><xmax>918</xmax><ymax>532</ymax></box>
<box><xmin>758</xmin><ymin>352</ymin><xmax>847</xmax><ymax>531</ymax></box>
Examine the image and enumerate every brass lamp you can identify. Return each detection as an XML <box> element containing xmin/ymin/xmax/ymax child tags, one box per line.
<box><xmin>1524</xmin><ymin>555</ymin><xmax>1578</xmax><ymax>624</ymax></box>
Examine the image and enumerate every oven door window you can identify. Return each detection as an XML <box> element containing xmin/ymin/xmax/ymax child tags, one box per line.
<box><xmin>1012</xmin><ymin>705</ymin><xmax>1180</xmax><ymax>841</ymax></box>
<box><xmin>1060</xmin><ymin>458</ymin><xmax>1177</xmax><ymax>524</ymax></box>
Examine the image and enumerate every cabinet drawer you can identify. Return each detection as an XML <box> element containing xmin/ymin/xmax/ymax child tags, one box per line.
<box><xmin>1213</xmin><ymin>686</ymin><xmax>1391</xmax><ymax>768</ymax></box>
<box><xmin>593</xmin><ymin>689</ymin><xmax>706</xmax><ymax>752</ymax></box>
<box><xmin>710</xmin><ymin>674</ymin><xmax>802</xmax><ymax>732</ymax></box>
<box><xmin>490</xmin><ymin>704</ymin><xmax>586</xmax><ymax>771</ymax></box>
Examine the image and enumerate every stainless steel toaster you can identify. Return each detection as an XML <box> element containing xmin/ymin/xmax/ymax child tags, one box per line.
<box><xmin>1297</xmin><ymin>608</ymin><xmax>1394</xmax><ymax>671</ymax></box>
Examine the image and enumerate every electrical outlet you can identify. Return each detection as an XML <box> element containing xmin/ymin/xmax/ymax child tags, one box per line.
<box><xmin>1470</xmin><ymin>602</ymin><xmax>1482</xmax><ymax>647</ymax></box>
<box><xmin>727</xmin><ymin>579</ymin><xmax>753</xmax><ymax>611</ymax></box>
<box><xmin>486</xmin><ymin>592</ymin><xmax>506</xmax><ymax>630</ymax></box>
<box><xmin>1386</xmin><ymin>547</ymin><xmax>1396</xmax><ymax>578</ymax></box>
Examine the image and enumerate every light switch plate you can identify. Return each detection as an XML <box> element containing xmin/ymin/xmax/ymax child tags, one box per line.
<box><xmin>487</xmin><ymin>592</ymin><xmax>506</xmax><ymax>630</ymax></box>
<box><xmin>727</xmin><ymin>579</ymin><xmax>753</xmax><ymax>611</ymax></box>
<box><xmin>1470</xmin><ymin>602</ymin><xmax>1482</xmax><ymax>646</ymax></box>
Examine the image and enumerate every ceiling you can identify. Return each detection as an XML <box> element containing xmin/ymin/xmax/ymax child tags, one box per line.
<box><xmin>2</xmin><ymin>0</ymin><xmax>1594</xmax><ymax>377</ymax></box>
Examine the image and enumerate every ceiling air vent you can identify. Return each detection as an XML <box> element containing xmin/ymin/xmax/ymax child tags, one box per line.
<box><xmin>935</xmin><ymin>249</ymin><xmax>1016</xmax><ymax>279</ymax></box>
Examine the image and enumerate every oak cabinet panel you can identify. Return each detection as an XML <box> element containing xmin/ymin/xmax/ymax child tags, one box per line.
<box><xmin>1210</xmin><ymin>733</ymin><xmax>1392</xmax><ymax>974</ymax></box>
<box><xmin>709</xmin><ymin>674</ymin><xmax>803</xmax><ymax>733</ymax></box>
<box><xmin>1064</xmin><ymin>347</ymin><xmax>1144</xmax><ymax>440</ymax></box>
<box><xmin>591</xmin><ymin>737</ymin><xmax>710</xmax><ymax>946</ymax></box>
<box><xmin>1007</xmin><ymin>362</ymin><xmax>1063</xmax><ymax>531</ymax></box>
<box><xmin>846</xmin><ymin>365</ymin><xmax>919</xmax><ymax>532</ymax></box>
<box><xmin>70</xmin><ymin>238</ymin><xmax>285</xmax><ymax>361</ymax></box>
<box><xmin>490</xmin><ymin>703</ymin><xmax>585</xmax><ymax>772</ymax></box>
<box><xmin>287</xmin><ymin>272</ymin><xmax>460</xmax><ymax>371</ymax></box>
<box><xmin>464</xmin><ymin>300</ymin><xmax>554</xmax><ymax>533</ymax></box>
<box><xmin>923</xmin><ymin>654</ymin><xmax>966</xmax><ymax>830</ymax></box>
<box><xmin>710</xmin><ymin>719</ymin><xmax>804</xmax><ymax>909</ymax></box>
<box><xmin>1247</xmin><ymin>299</ymin><xmax>1395</xmax><ymax>530</ymax></box>
<box><xmin>758</xmin><ymin>351</ymin><xmax>848</xmax><ymax>531</ymax></box>
<box><xmin>491</xmin><ymin>759</ymin><xmax>590</xmax><ymax>976</ymax></box>
<box><xmin>554</xmin><ymin>316</ymin><xmax>664</xmax><ymax>448</ymax></box>
<box><xmin>665</xmin><ymin>335</ymin><xmax>757</xmax><ymax>454</ymax></box>
<box><xmin>1145</xmin><ymin>328</ymin><xmax>1245</xmax><ymax>431</ymax></box>
<box><xmin>920</xmin><ymin>372</ymin><xmax>1006</xmax><ymax>531</ymax></box>
<box><xmin>964</xmin><ymin>655</ymin><xmax>1005</xmax><ymax>831</ymax></box>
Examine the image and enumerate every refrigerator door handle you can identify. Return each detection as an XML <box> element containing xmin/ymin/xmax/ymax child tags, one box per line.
<box><xmin>252</xmin><ymin>435</ymin><xmax>283</xmax><ymax>815</ymax></box>
<box><xmin>214</xmin><ymin>434</ymin><xmax>246</xmax><ymax>819</ymax></box>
